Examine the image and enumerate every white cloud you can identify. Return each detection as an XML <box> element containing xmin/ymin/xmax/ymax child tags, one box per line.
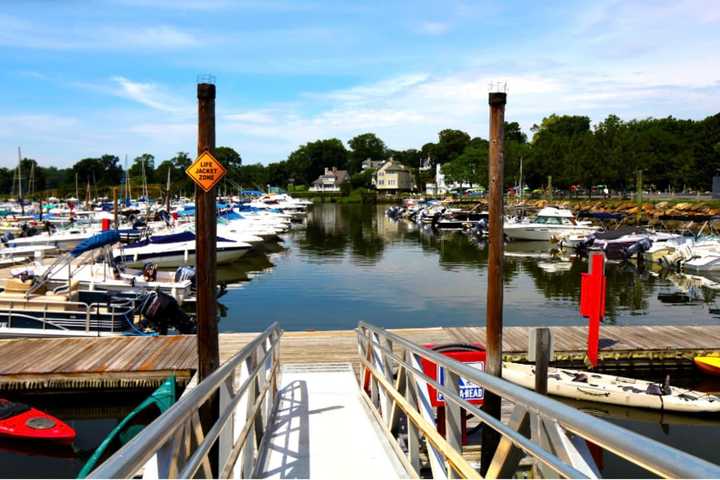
<box><xmin>110</xmin><ymin>77</ymin><xmax>189</xmax><ymax>113</ymax></box>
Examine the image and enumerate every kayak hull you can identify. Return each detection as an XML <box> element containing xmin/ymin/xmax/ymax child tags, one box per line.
<box><xmin>502</xmin><ymin>362</ymin><xmax>720</xmax><ymax>413</ymax></box>
<box><xmin>0</xmin><ymin>406</ymin><xmax>76</xmax><ymax>444</ymax></box>
<box><xmin>694</xmin><ymin>356</ymin><xmax>720</xmax><ymax>376</ymax></box>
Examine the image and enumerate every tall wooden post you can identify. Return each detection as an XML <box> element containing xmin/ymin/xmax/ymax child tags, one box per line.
<box><xmin>481</xmin><ymin>89</ymin><xmax>506</xmax><ymax>475</ymax></box>
<box><xmin>197</xmin><ymin>80</ymin><xmax>219</xmax><ymax>381</ymax></box>
<box><xmin>113</xmin><ymin>187</ymin><xmax>119</xmax><ymax>229</ymax></box>
<box><xmin>196</xmin><ymin>80</ymin><xmax>219</xmax><ymax>469</ymax></box>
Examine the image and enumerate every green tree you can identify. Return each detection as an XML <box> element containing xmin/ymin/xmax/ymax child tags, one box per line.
<box><xmin>435</xmin><ymin>129</ymin><xmax>471</xmax><ymax>164</ymax></box>
<box><xmin>286</xmin><ymin>138</ymin><xmax>348</xmax><ymax>185</ymax></box>
<box><xmin>348</xmin><ymin>133</ymin><xmax>386</xmax><ymax>174</ymax></box>
<box><xmin>441</xmin><ymin>144</ymin><xmax>487</xmax><ymax>187</ymax></box>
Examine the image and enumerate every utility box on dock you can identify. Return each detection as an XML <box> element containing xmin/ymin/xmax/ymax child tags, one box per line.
<box><xmin>420</xmin><ymin>344</ymin><xmax>486</xmax><ymax>407</ymax></box>
<box><xmin>713</xmin><ymin>175</ymin><xmax>720</xmax><ymax>199</ymax></box>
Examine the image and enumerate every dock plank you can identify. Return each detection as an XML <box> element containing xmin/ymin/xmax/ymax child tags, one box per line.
<box><xmin>2</xmin><ymin>324</ymin><xmax>720</xmax><ymax>392</ymax></box>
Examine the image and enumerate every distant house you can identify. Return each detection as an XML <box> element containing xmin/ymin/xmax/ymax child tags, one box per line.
<box><xmin>374</xmin><ymin>159</ymin><xmax>415</xmax><ymax>193</ymax></box>
<box><xmin>309</xmin><ymin>167</ymin><xmax>350</xmax><ymax>192</ymax></box>
<box><xmin>419</xmin><ymin>156</ymin><xmax>433</xmax><ymax>172</ymax></box>
<box><xmin>361</xmin><ymin>158</ymin><xmax>385</xmax><ymax>171</ymax></box>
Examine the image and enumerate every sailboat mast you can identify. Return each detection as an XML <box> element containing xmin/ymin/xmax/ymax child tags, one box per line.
<box><xmin>166</xmin><ymin>166</ymin><xmax>171</xmax><ymax>213</ymax></box>
<box><xmin>519</xmin><ymin>155</ymin><xmax>524</xmax><ymax>203</ymax></box>
<box><xmin>17</xmin><ymin>147</ymin><xmax>24</xmax><ymax>215</ymax></box>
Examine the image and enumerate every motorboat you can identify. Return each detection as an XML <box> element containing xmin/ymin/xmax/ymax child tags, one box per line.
<box><xmin>114</xmin><ymin>231</ymin><xmax>251</xmax><ymax>268</ymax></box>
<box><xmin>10</xmin><ymin>230</ymin><xmax>194</xmax><ymax>304</ymax></box>
<box><xmin>561</xmin><ymin>227</ymin><xmax>682</xmax><ymax>261</ymax></box>
<box><xmin>504</xmin><ymin>207</ymin><xmax>598</xmax><ymax>241</ymax></box>
<box><xmin>0</xmin><ymin>277</ymin><xmax>137</xmax><ymax>337</ymax></box>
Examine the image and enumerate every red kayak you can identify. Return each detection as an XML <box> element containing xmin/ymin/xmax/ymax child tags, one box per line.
<box><xmin>0</xmin><ymin>399</ymin><xmax>76</xmax><ymax>444</ymax></box>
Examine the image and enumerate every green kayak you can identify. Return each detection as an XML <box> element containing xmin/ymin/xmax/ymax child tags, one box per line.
<box><xmin>77</xmin><ymin>375</ymin><xmax>176</xmax><ymax>478</ymax></box>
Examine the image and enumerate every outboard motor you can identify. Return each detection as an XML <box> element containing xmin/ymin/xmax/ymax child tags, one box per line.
<box><xmin>132</xmin><ymin>218</ymin><xmax>147</xmax><ymax>229</ymax></box>
<box><xmin>0</xmin><ymin>232</ymin><xmax>14</xmax><ymax>246</ymax></box>
<box><xmin>574</xmin><ymin>234</ymin><xmax>596</xmax><ymax>257</ymax></box>
<box><xmin>138</xmin><ymin>291</ymin><xmax>195</xmax><ymax>335</ymax></box>
<box><xmin>175</xmin><ymin>265</ymin><xmax>196</xmax><ymax>289</ymax></box>
<box><xmin>159</xmin><ymin>210</ymin><xmax>171</xmax><ymax>226</ymax></box>
<box><xmin>622</xmin><ymin>237</ymin><xmax>652</xmax><ymax>259</ymax></box>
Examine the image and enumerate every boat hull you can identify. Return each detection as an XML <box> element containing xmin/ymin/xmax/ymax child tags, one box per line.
<box><xmin>694</xmin><ymin>356</ymin><xmax>720</xmax><ymax>376</ymax></box>
<box><xmin>502</xmin><ymin>362</ymin><xmax>720</xmax><ymax>413</ymax></box>
<box><xmin>117</xmin><ymin>246</ymin><xmax>250</xmax><ymax>268</ymax></box>
<box><xmin>504</xmin><ymin>225</ymin><xmax>598</xmax><ymax>241</ymax></box>
<box><xmin>0</xmin><ymin>404</ymin><xmax>76</xmax><ymax>444</ymax></box>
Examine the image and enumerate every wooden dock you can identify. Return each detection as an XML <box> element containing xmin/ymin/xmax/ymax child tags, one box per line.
<box><xmin>1</xmin><ymin>324</ymin><xmax>719</xmax><ymax>392</ymax></box>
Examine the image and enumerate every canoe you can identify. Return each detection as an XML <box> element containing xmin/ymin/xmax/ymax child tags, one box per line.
<box><xmin>502</xmin><ymin>362</ymin><xmax>720</xmax><ymax>413</ymax></box>
<box><xmin>77</xmin><ymin>375</ymin><xmax>176</xmax><ymax>478</ymax></box>
<box><xmin>0</xmin><ymin>399</ymin><xmax>76</xmax><ymax>444</ymax></box>
<box><xmin>694</xmin><ymin>356</ymin><xmax>720</xmax><ymax>376</ymax></box>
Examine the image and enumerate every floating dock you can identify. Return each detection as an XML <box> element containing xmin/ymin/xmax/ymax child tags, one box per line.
<box><xmin>1</xmin><ymin>325</ymin><xmax>719</xmax><ymax>392</ymax></box>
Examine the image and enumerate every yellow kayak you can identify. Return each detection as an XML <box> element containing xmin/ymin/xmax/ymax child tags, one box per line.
<box><xmin>694</xmin><ymin>356</ymin><xmax>720</xmax><ymax>376</ymax></box>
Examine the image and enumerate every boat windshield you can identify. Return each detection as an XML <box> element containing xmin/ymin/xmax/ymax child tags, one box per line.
<box><xmin>534</xmin><ymin>216</ymin><xmax>574</xmax><ymax>225</ymax></box>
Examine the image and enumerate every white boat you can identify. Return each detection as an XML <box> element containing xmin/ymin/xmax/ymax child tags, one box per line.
<box><xmin>502</xmin><ymin>362</ymin><xmax>720</xmax><ymax>413</ymax></box>
<box><xmin>6</xmin><ymin>225</ymin><xmax>103</xmax><ymax>251</ymax></box>
<box><xmin>504</xmin><ymin>207</ymin><xmax>598</xmax><ymax>241</ymax></box>
<box><xmin>113</xmin><ymin>231</ymin><xmax>251</xmax><ymax>268</ymax></box>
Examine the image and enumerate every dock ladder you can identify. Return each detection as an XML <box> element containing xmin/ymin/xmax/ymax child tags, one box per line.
<box><xmin>89</xmin><ymin>322</ymin><xmax>720</xmax><ymax>478</ymax></box>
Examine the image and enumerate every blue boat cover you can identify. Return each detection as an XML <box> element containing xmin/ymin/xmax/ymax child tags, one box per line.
<box><xmin>70</xmin><ymin>230</ymin><xmax>121</xmax><ymax>257</ymax></box>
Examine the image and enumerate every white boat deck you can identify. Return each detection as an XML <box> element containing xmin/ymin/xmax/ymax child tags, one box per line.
<box><xmin>256</xmin><ymin>363</ymin><xmax>407</xmax><ymax>479</ymax></box>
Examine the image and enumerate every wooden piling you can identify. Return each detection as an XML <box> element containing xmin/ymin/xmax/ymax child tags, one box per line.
<box><xmin>532</xmin><ymin>328</ymin><xmax>551</xmax><ymax>395</ymax></box>
<box><xmin>482</xmin><ymin>89</ymin><xmax>506</xmax><ymax>474</ymax></box>
<box><xmin>196</xmin><ymin>79</ymin><xmax>220</xmax><ymax>472</ymax></box>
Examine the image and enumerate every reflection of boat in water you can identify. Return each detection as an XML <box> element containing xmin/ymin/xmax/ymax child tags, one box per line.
<box><xmin>215</xmin><ymin>251</ymin><xmax>278</xmax><ymax>285</ymax></box>
<box><xmin>77</xmin><ymin>376</ymin><xmax>176</xmax><ymax>478</ymax></box>
<box><xmin>561</xmin><ymin>397</ymin><xmax>720</xmax><ymax>426</ymax></box>
<box><xmin>503</xmin><ymin>362</ymin><xmax>720</xmax><ymax>413</ymax></box>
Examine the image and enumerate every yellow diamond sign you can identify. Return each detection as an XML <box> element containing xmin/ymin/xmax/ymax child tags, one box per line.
<box><xmin>186</xmin><ymin>151</ymin><xmax>227</xmax><ymax>192</ymax></box>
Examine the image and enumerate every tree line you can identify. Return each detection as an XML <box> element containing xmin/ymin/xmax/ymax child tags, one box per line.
<box><xmin>8</xmin><ymin>112</ymin><xmax>719</xmax><ymax>198</ymax></box>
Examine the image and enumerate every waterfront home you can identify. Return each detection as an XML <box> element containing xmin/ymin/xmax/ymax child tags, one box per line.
<box><xmin>309</xmin><ymin>167</ymin><xmax>350</xmax><ymax>192</ymax></box>
<box><xmin>373</xmin><ymin>159</ymin><xmax>415</xmax><ymax>193</ymax></box>
<box><xmin>361</xmin><ymin>158</ymin><xmax>385</xmax><ymax>171</ymax></box>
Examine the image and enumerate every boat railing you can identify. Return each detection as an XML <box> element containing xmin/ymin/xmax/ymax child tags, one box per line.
<box><xmin>88</xmin><ymin>322</ymin><xmax>282</xmax><ymax>479</ymax></box>
<box><xmin>2</xmin><ymin>297</ymin><xmax>135</xmax><ymax>334</ymax></box>
<box><xmin>356</xmin><ymin>321</ymin><xmax>720</xmax><ymax>479</ymax></box>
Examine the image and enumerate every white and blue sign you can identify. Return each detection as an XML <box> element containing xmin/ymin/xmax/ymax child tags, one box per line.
<box><xmin>437</xmin><ymin>361</ymin><xmax>485</xmax><ymax>402</ymax></box>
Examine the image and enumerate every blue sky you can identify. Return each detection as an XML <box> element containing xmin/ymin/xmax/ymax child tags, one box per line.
<box><xmin>0</xmin><ymin>0</ymin><xmax>718</xmax><ymax>168</ymax></box>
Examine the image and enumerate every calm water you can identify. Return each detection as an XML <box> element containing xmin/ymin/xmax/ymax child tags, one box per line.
<box><xmin>8</xmin><ymin>203</ymin><xmax>720</xmax><ymax>478</ymax></box>
<box><xmin>218</xmin><ymin>203</ymin><xmax>720</xmax><ymax>332</ymax></box>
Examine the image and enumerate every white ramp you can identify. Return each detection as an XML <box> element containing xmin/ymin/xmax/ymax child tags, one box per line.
<box><xmin>256</xmin><ymin>363</ymin><xmax>407</xmax><ymax>479</ymax></box>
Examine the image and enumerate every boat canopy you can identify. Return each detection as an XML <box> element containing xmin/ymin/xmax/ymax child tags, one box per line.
<box><xmin>70</xmin><ymin>230</ymin><xmax>121</xmax><ymax>257</ymax></box>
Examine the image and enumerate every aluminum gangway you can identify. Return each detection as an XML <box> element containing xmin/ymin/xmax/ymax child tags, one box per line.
<box><xmin>89</xmin><ymin>322</ymin><xmax>720</xmax><ymax>479</ymax></box>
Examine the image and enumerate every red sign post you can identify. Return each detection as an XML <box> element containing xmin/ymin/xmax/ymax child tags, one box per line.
<box><xmin>580</xmin><ymin>252</ymin><xmax>606</xmax><ymax>368</ymax></box>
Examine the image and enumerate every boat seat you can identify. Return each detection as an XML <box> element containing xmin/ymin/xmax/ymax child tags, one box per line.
<box><xmin>3</xmin><ymin>278</ymin><xmax>32</xmax><ymax>293</ymax></box>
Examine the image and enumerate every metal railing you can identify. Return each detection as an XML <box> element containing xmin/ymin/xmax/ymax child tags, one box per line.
<box><xmin>88</xmin><ymin>322</ymin><xmax>282</xmax><ymax>478</ymax></box>
<box><xmin>357</xmin><ymin>322</ymin><xmax>720</xmax><ymax>479</ymax></box>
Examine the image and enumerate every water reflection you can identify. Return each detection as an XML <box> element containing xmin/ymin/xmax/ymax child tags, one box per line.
<box><xmin>217</xmin><ymin>203</ymin><xmax>720</xmax><ymax>332</ymax></box>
